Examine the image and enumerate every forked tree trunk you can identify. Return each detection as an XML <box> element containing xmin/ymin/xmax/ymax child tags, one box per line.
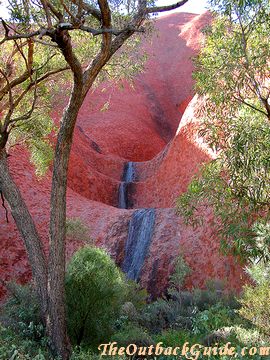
<box><xmin>0</xmin><ymin>28</ymin><xmax>140</xmax><ymax>360</ymax></box>
<box><xmin>0</xmin><ymin>149</ymin><xmax>48</xmax><ymax>318</ymax></box>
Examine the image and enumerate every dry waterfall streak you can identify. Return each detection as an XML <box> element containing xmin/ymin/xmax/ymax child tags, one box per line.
<box><xmin>122</xmin><ymin>209</ymin><xmax>156</xmax><ymax>281</ymax></box>
<box><xmin>118</xmin><ymin>162</ymin><xmax>135</xmax><ymax>209</ymax></box>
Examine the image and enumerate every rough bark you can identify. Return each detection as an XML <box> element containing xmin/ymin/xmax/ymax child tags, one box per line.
<box><xmin>0</xmin><ymin>149</ymin><xmax>48</xmax><ymax>317</ymax></box>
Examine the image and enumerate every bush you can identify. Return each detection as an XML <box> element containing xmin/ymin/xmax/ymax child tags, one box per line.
<box><xmin>230</xmin><ymin>326</ymin><xmax>267</xmax><ymax>347</ymax></box>
<box><xmin>239</xmin><ymin>263</ymin><xmax>270</xmax><ymax>337</ymax></box>
<box><xmin>192</xmin><ymin>280</ymin><xmax>238</xmax><ymax>312</ymax></box>
<box><xmin>0</xmin><ymin>325</ymin><xmax>48</xmax><ymax>360</ymax></box>
<box><xmin>124</xmin><ymin>281</ymin><xmax>148</xmax><ymax>311</ymax></box>
<box><xmin>169</xmin><ymin>254</ymin><xmax>191</xmax><ymax>291</ymax></box>
<box><xmin>239</xmin><ymin>283</ymin><xmax>270</xmax><ymax>336</ymax></box>
<box><xmin>66</xmin><ymin>217</ymin><xmax>92</xmax><ymax>243</ymax></box>
<box><xmin>154</xmin><ymin>328</ymin><xmax>200</xmax><ymax>348</ymax></box>
<box><xmin>65</xmin><ymin>246</ymin><xmax>129</xmax><ymax>348</ymax></box>
<box><xmin>112</xmin><ymin>324</ymin><xmax>154</xmax><ymax>348</ymax></box>
<box><xmin>137</xmin><ymin>255</ymin><xmax>238</xmax><ymax>336</ymax></box>
<box><xmin>192</xmin><ymin>303</ymin><xmax>239</xmax><ymax>336</ymax></box>
<box><xmin>137</xmin><ymin>254</ymin><xmax>238</xmax><ymax>336</ymax></box>
<box><xmin>0</xmin><ymin>283</ymin><xmax>45</xmax><ymax>342</ymax></box>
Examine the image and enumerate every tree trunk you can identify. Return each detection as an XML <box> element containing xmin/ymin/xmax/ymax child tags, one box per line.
<box><xmin>0</xmin><ymin>149</ymin><xmax>48</xmax><ymax>318</ymax></box>
<box><xmin>46</xmin><ymin>80</ymin><xmax>84</xmax><ymax>359</ymax></box>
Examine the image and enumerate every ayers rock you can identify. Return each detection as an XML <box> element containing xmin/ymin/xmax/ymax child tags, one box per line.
<box><xmin>0</xmin><ymin>11</ymin><xmax>245</xmax><ymax>299</ymax></box>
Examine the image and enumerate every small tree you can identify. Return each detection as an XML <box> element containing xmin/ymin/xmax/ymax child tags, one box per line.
<box><xmin>65</xmin><ymin>247</ymin><xmax>128</xmax><ymax>347</ymax></box>
<box><xmin>0</xmin><ymin>0</ymin><xmax>189</xmax><ymax>357</ymax></box>
<box><xmin>177</xmin><ymin>0</ymin><xmax>270</xmax><ymax>262</ymax></box>
<box><xmin>169</xmin><ymin>254</ymin><xmax>190</xmax><ymax>292</ymax></box>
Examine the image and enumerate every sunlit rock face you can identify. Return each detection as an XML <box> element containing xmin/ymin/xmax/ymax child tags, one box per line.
<box><xmin>0</xmin><ymin>11</ymin><xmax>246</xmax><ymax>299</ymax></box>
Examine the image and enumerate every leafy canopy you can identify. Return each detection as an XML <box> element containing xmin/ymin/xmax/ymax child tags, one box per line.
<box><xmin>0</xmin><ymin>0</ymin><xmax>149</xmax><ymax>175</ymax></box>
<box><xmin>177</xmin><ymin>0</ymin><xmax>270</xmax><ymax>262</ymax></box>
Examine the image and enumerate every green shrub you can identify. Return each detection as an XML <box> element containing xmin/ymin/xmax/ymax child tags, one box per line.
<box><xmin>138</xmin><ymin>254</ymin><xmax>238</xmax><ymax>337</ymax></box>
<box><xmin>66</xmin><ymin>217</ymin><xmax>92</xmax><ymax>243</ymax></box>
<box><xmin>192</xmin><ymin>280</ymin><xmax>239</xmax><ymax>312</ymax></box>
<box><xmin>229</xmin><ymin>326</ymin><xmax>267</xmax><ymax>347</ymax></box>
<box><xmin>0</xmin><ymin>325</ymin><xmax>48</xmax><ymax>360</ymax></box>
<box><xmin>125</xmin><ymin>280</ymin><xmax>148</xmax><ymax>311</ymax></box>
<box><xmin>154</xmin><ymin>328</ymin><xmax>199</xmax><ymax>348</ymax></box>
<box><xmin>192</xmin><ymin>303</ymin><xmax>239</xmax><ymax>336</ymax></box>
<box><xmin>65</xmin><ymin>246</ymin><xmax>129</xmax><ymax>348</ymax></box>
<box><xmin>139</xmin><ymin>293</ymin><xmax>197</xmax><ymax>333</ymax></box>
<box><xmin>169</xmin><ymin>254</ymin><xmax>191</xmax><ymax>291</ymax></box>
<box><xmin>239</xmin><ymin>264</ymin><xmax>270</xmax><ymax>337</ymax></box>
<box><xmin>0</xmin><ymin>283</ymin><xmax>45</xmax><ymax>342</ymax></box>
<box><xmin>112</xmin><ymin>324</ymin><xmax>154</xmax><ymax>348</ymax></box>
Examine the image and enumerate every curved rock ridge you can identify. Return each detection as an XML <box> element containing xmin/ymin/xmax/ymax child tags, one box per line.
<box><xmin>131</xmin><ymin>95</ymin><xmax>214</xmax><ymax>208</ymax></box>
<box><xmin>64</xmin><ymin>11</ymin><xmax>213</xmax><ymax>206</ymax></box>
<box><xmin>0</xmin><ymin>11</ymin><xmax>246</xmax><ymax>299</ymax></box>
<box><xmin>74</xmin><ymin>11</ymin><xmax>212</xmax><ymax>160</ymax></box>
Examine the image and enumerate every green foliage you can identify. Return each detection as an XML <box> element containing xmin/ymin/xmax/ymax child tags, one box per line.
<box><xmin>123</xmin><ymin>280</ymin><xmax>148</xmax><ymax>311</ymax></box>
<box><xmin>71</xmin><ymin>347</ymin><xmax>127</xmax><ymax>360</ymax></box>
<box><xmin>137</xmin><ymin>257</ymin><xmax>238</xmax><ymax>337</ymax></box>
<box><xmin>0</xmin><ymin>276</ymin><xmax>260</xmax><ymax>360</ymax></box>
<box><xmin>239</xmin><ymin>263</ymin><xmax>270</xmax><ymax>336</ymax></box>
<box><xmin>169</xmin><ymin>254</ymin><xmax>191</xmax><ymax>291</ymax></box>
<box><xmin>0</xmin><ymin>283</ymin><xmax>48</xmax><ymax>360</ymax></box>
<box><xmin>229</xmin><ymin>325</ymin><xmax>267</xmax><ymax>347</ymax></box>
<box><xmin>192</xmin><ymin>304</ymin><xmax>238</xmax><ymax>335</ymax></box>
<box><xmin>0</xmin><ymin>325</ymin><xmax>48</xmax><ymax>360</ymax></box>
<box><xmin>65</xmin><ymin>246</ymin><xmax>129</xmax><ymax>348</ymax></box>
<box><xmin>154</xmin><ymin>328</ymin><xmax>200</xmax><ymax>347</ymax></box>
<box><xmin>177</xmin><ymin>0</ymin><xmax>270</xmax><ymax>262</ymax></box>
<box><xmin>66</xmin><ymin>217</ymin><xmax>92</xmax><ymax>243</ymax></box>
<box><xmin>139</xmin><ymin>297</ymin><xmax>185</xmax><ymax>334</ymax></box>
<box><xmin>0</xmin><ymin>283</ymin><xmax>44</xmax><ymax>342</ymax></box>
<box><xmin>112</xmin><ymin>324</ymin><xmax>154</xmax><ymax>347</ymax></box>
<box><xmin>192</xmin><ymin>281</ymin><xmax>238</xmax><ymax>311</ymax></box>
<box><xmin>209</xmin><ymin>0</ymin><xmax>270</xmax><ymax>18</ymax></box>
<box><xmin>245</xmin><ymin>260</ymin><xmax>270</xmax><ymax>285</ymax></box>
<box><xmin>0</xmin><ymin>38</ymin><xmax>62</xmax><ymax>175</ymax></box>
<box><xmin>0</xmin><ymin>324</ymin><xmax>129</xmax><ymax>359</ymax></box>
<box><xmin>138</xmin><ymin>256</ymin><xmax>193</xmax><ymax>334</ymax></box>
<box><xmin>195</xmin><ymin>2</ymin><xmax>270</xmax><ymax>112</ymax></box>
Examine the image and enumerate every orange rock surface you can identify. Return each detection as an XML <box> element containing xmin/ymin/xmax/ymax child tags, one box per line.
<box><xmin>0</xmin><ymin>12</ymin><xmax>246</xmax><ymax>299</ymax></box>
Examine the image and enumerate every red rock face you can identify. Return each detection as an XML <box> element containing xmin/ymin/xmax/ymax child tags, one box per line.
<box><xmin>0</xmin><ymin>11</ymin><xmax>246</xmax><ymax>299</ymax></box>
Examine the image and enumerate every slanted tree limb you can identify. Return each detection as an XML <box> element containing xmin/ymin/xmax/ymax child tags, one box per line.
<box><xmin>0</xmin><ymin>149</ymin><xmax>48</xmax><ymax>318</ymax></box>
<box><xmin>146</xmin><ymin>0</ymin><xmax>189</xmax><ymax>13</ymax></box>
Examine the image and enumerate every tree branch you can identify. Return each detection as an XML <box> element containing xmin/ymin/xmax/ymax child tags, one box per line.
<box><xmin>70</xmin><ymin>0</ymin><xmax>101</xmax><ymax>21</ymax></box>
<box><xmin>0</xmin><ymin>68</ymin><xmax>14</xmax><ymax>128</ymax></box>
<box><xmin>146</xmin><ymin>0</ymin><xmax>189</xmax><ymax>13</ymax></box>
<box><xmin>0</xmin><ymin>28</ymin><xmax>41</xmax><ymax>45</ymax></box>
<box><xmin>46</xmin><ymin>1</ymin><xmax>64</xmax><ymax>21</ymax></box>
<box><xmin>40</xmin><ymin>0</ymin><xmax>53</xmax><ymax>28</ymax></box>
